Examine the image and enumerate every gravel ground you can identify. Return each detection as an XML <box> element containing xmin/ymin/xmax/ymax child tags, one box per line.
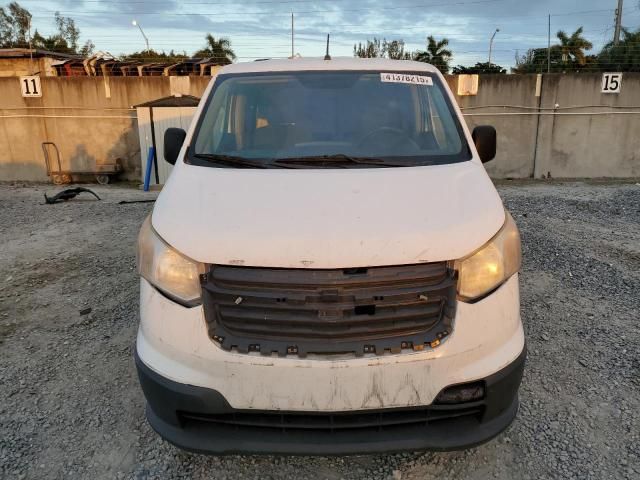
<box><xmin>0</xmin><ymin>181</ymin><xmax>638</xmax><ymax>480</ymax></box>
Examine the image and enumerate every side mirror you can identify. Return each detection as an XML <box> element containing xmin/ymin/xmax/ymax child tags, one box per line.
<box><xmin>472</xmin><ymin>126</ymin><xmax>497</xmax><ymax>163</ymax></box>
<box><xmin>164</xmin><ymin>128</ymin><xmax>187</xmax><ymax>165</ymax></box>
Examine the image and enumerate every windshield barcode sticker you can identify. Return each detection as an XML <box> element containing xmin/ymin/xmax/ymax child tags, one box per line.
<box><xmin>380</xmin><ymin>73</ymin><xmax>433</xmax><ymax>86</ymax></box>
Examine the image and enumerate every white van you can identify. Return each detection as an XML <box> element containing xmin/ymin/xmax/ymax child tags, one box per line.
<box><xmin>135</xmin><ymin>58</ymin><xmax>525</xmax><ymax>454</ymax></box>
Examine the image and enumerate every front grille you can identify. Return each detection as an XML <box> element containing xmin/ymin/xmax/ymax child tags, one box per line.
<box><xmin>179</xmin><ymin>402</ymin><xmax>483</xmax><ymax>433</ymax></box>
<box><xmin>201</xmin><ymin>262</ymin><xmax>457</xmax><ymax>357</ymax></box>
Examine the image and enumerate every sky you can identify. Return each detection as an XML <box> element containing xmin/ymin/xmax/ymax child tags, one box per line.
<box><xmin>17</xmin><ymin>0</ymin><xmax>640</xmax><ymax>67</ymax></box>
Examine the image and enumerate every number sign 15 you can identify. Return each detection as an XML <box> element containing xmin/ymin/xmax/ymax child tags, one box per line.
<box><xmin>20</xmin><ymin>76</ymin><xmax>42</xmax><ymax>97</ymax></box>
<box><xmin>601</xmin><ymin>73</ymin><xmax>622</xmax><ymax>94</ymax></box>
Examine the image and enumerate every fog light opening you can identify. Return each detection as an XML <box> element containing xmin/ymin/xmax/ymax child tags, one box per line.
<box><xmin>434</xmin><ymin>381</ymin><xmax>485</xmax><ymax>405</ymax></box>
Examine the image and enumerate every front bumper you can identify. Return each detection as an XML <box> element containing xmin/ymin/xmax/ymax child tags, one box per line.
<box><xmin>137</xmin><ymin>274</ymin><xmax>524</xmax><ymax>412</ymax></box>
<box><xmin>136</xmin><ymin>273</ymin><xmax>525</xmax><ymax>454</ymax></box>
<box><xmin>135</xmin><ymin>346</ymin><xmax>525</xmax><ymax>455</ymax></box>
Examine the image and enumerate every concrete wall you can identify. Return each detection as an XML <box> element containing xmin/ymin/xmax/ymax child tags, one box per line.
<box><xmin>1</xmin><ymin>73</ymin><xmax>639</xmax><ymax>182</ymax></box>
<box><xmin>448</xmin><ymin>73</ymin><xmax>640</xmax><ymax>178</ymax></box>
<box><xmin>446</xmin><ymin>74</ymin><xmax>541</xmax><ymax>178</ymax></box>
<box><xmin>534</xmin><ymin>74</ymin><xmax>640</xmax><ymax>178</ymax></box>
<box><xmin>0</xmin><ymin>76</ymin><xmax>211</xmax><ymax>182</ymax></box>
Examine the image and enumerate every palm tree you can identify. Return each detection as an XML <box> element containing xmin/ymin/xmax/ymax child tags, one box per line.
<box><xmin>556</xmin><ymin>27</ymin><xmax>593</xmax><ymax>65</ymax></box>
<box><xmin>194</xmin><ymin>34</ymin><xmax>236</xmax><ymax>65</ymax></box>
<box><xmin>413</xmin><ymin>36</ymin><xmax>452</xmax><ymax>74</ymax></box>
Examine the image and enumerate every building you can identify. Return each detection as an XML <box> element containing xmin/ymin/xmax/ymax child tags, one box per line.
<box><xmin>0</xmin><ymin>48</ymin><xmax>227</xmax><ymax>77</ymax></box>
<box><xmin>0</xmin><ymin>48</ymin><xmax>80</xmax><ymax>77</ymax></box>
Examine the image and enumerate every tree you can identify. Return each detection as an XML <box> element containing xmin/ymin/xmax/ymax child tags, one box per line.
<box><xmin>353</xmin><ymin>38</ymin><xmax>412</xmax><ymax>59</ymax></box>
<box><xmin>0</xmin><ymin>1</ymin><xmax>32</xmax><ymax>48</ymax></box>
<box><xmin>193</xmin><ymin>34</ymin><xmax>236</xmax><ymax>64</ymax></box>
<box><xmin>512</xmin><ymin>48</ymin><xmax>558</xmax><ymax>73</ymax></box>
<box><xmin>54</xmin><ymin>11</ymin><xmax>79</xmax><ymax>52</ymax></box>
<box><xmin>31</xmin><ymin>12</ymin><xmax>92</xmax><ymax>55</ymax></box>
<box><xmin>597</xmin><ymin>27</ymin><xmax>640</xmax><ymax>72</ymax></box>
<box><xmin>120</xmin><ymin>49</ymin><xmax>188</xmax><ymax>63</ymax></box>
<box><xmin>512</xmin><ymin>27</ymin><xmax>593</xmax><ymax>74</ymax></box>
<box><xmin>452</xmin><ymin>62</ymin><xmax>506</xmax><ymax>74</ymax></box>
<box><xmin>383</xmin><ymin>39</ymin><xmax>412</xmax><ymax>60</ymax></box>
<box><xmin>1</xmin><ymin>3</ymin><xmax>93</xmax><ymax>56</ymax></box>
<box><xmin>80</xmin><ymin>39</ymin><xmax>94</xmax><ymax>57</ymax></box>
<box><xmin>32</xmin><ymin>29</ymin><xmax>68</xmax><ymax>52</ymax></box>
<box><xmin>413</xmin><ymin>36</ymin><xmax>452</xmax><ymax>74</ymax></box>
<box><xmin>556</xmin><ymin>27</ymin><xmax>593</xmax><ymax>66</ymax></box>
<box><xmin>353</xmin><ymin>38</ymin><xmax>383</xmax><ymax>58</ymax></box>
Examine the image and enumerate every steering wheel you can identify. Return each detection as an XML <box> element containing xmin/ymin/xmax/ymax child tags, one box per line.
<box><xmin>357</xmin><ymin>127</ymin><xmax>420</xmax><ymax>151</ymax></box>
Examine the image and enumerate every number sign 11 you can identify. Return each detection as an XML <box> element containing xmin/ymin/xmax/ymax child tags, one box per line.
<box><xmin>601</xmin><ymin>73</ymin><xmax>622</xmax><ymax>94</ymax></box>
<box><xmin>20</xmin><ymin>76</ymin><xmax>42</xmax><ymax>97</ymax></box>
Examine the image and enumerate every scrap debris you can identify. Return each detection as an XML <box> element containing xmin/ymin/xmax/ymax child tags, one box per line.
<box><xmin>118</xmin><ymin>199</ymin><xmax>156</xmax><ymax>205</ymax></box>
<box><xmin>44</xmin><ymin>188</ymin><xmax>101</xmax><ymax>205</ymax></box>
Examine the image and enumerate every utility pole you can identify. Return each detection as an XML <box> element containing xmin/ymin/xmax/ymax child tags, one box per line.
<box><xmin>291</xmin><ymin>12</ymin><xmax>294</xmax><ymax>58</ymax></box>
<box><xmin>547</xmin><ymin>14</ymin><xmax>551</xmax><ymax>73</ymax></box>
<box><xmin>614</xmin><ymin>0</ymin><xmax>624</xmax><ymax>45</ymax></box>
<box><xmin>488</xmin><ymin>28</ymin><xmax>499</xmax><ymax>68</ymax></box>
<box><xmin>324</xmin><ymin>34</ymin><xmax>331</xmax><ymax>60</ymax></box>
<box><xmin>27</xmin><ymin>16</ymin><xmax>34</xmax><ymax>75</ymax></box>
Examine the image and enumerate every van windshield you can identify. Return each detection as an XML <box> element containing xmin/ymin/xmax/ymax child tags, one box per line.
<box><xmin>190</xmin><ymin>71</ymin><xmax>471</xmax><ymax>168</ymax></box>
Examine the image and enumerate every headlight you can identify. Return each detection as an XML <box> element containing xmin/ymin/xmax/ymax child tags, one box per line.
<box><xmin>455</xmin><ymin>211</ymin><xmax>521</xmax><ymax>301</ymax></box>
<box><xmin>137</xmin><ymin>216</ymin><xmax>205</xmax><ymax>306</ymax></box>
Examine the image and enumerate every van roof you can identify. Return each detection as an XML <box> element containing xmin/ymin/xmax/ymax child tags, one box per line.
<box><xmin>218</xmin><ymin>57</ymin><xmax>440</xmax><ymax>75</ymax></box>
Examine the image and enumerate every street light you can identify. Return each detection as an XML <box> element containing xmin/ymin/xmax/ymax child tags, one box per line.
<box><xmin>488</xmin><ymin>28</ymin><xmax>500</xmax><ymax>69</ymax></box>
<box><xmin>132</xmin><ymin>19</ymin><xmax>150</xmax><ymax>52</ymax></box>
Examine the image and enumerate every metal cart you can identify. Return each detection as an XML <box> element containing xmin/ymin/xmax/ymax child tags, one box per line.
<box><xmin>42</xmin><ymin>142</ymin><xmax>122</xmax><ymax>185</ymax></box>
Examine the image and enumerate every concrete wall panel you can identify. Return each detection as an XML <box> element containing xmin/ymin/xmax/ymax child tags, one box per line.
<box><xmin>0</xmin><ymin>77</ymin><xmax>50</xmax><ymax>181</ymax></box>
<box><xmin>534</xmin><ymin>73</ymin><xmax>640</xmax><ymax>178</ymax></box>
<box><xmin>1</xmin><ymin>74</ymin><xmax>639</xmax><ymax>182</ymax></box>
<box><xmin>448</xmin><ymin>74</ymin><xmax>540</xmax><ymax>179</ymax></box>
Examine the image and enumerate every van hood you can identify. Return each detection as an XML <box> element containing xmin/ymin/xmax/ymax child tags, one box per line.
<box><xmin>152</xmin><ymin>161</ymin><xmax>505</xmax><ymax>269</ymax></box>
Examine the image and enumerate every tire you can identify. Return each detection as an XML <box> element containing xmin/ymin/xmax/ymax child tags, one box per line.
<box><xmin>96</xmin><ymin>175</ymin><xmax>110</xmax><ymax>185</ymax></box>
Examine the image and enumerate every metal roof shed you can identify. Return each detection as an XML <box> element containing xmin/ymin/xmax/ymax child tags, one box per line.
<box><xmin>135</xmin><ymin>95</ymin><xmax>200</xmax><ymax>186</ymax></box>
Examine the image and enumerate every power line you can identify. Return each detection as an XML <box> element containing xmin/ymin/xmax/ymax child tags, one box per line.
<box><xmin>28</xmin><ymin>0</ymin><xmax>509</xmax><ymax>18</ymax></box>
<box><xmin>28</xmin><ymin>4</ymin><xmax>638</xmax><ymax>19</ymax></box>
<box><xmin>84</xmin><ymin>32</ymin><xmax>572</xmax><ymax>41</ymax></box>
<box><xmin>18</xmin><ymin>0</ymin><xmax>370</xmax><ymax>4</ymax></box>
<box><xmin>27</xmin><ymin>4</ymin><xmax>638</xmax><ymax>30</ymax></box>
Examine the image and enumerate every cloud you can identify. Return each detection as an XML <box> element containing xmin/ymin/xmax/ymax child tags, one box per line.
<box><xmin>29</xmin><ymin>0</ymin><xmax>639</xmax><ymax>64</ymax></box>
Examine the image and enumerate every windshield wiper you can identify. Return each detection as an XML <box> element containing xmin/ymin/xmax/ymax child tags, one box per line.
<box><xmin>193</xmin><ymin>153</ymin><xmax>413</xmax><ymax>169</ymax></box>
<box><xmin>193</xmin><ymin>153</ymin><xmax>286</xmax><ymax>169</ymax></box>
<box><xmin>274</xmin><ymin>154</ymin><xmax>395</xmax><ymax>168</ymax></box>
